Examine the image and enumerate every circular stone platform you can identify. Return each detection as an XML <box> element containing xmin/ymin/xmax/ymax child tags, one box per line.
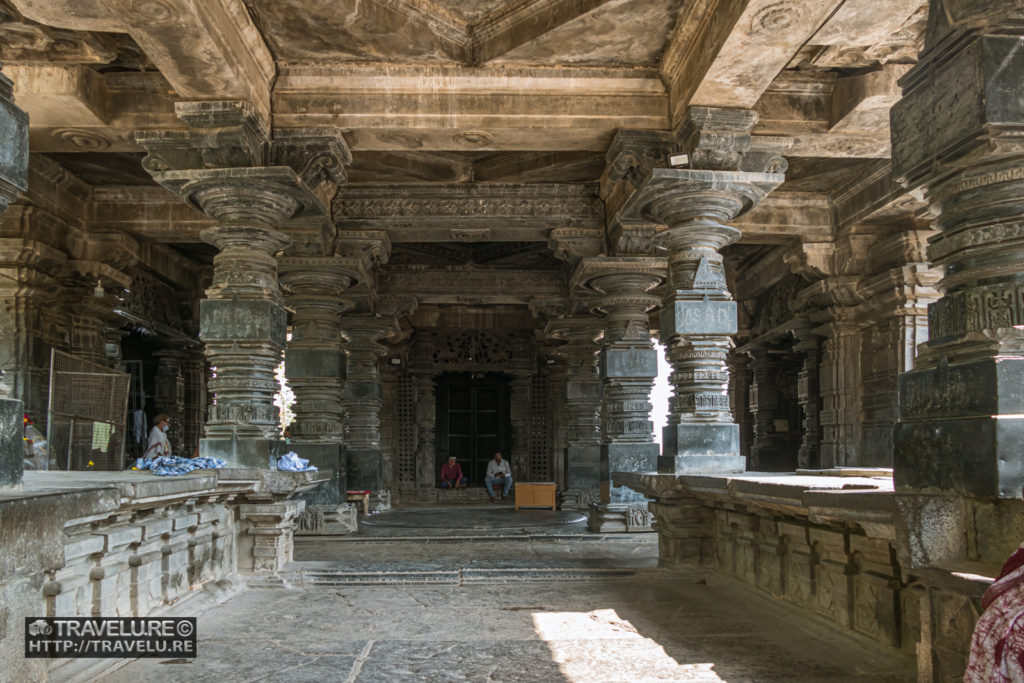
<box><xmin>361</xmin><ymin>506</ymin><xmax>587</xmax><ymax>530</ymax></box>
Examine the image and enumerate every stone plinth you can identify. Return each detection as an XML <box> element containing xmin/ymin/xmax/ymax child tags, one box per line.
<box><xmin>0</xmin><ymin>397</ymin><xmax>23</xmax><ymax>487</ymax></box>
<box><xmin>289</xmin><ymin>442</ymin><xmax>345</xmax><ymax>505</ymax></box>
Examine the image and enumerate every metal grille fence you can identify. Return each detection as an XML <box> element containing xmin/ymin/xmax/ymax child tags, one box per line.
<box><xmin>46</xmin><ymin>349</ymin><xmax>130</xmax><ymax>471</ymax></box>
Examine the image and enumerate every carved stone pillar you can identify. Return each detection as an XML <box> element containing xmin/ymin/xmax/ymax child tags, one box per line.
<box><xmin>726</xmin><ymin>352</ymin><xmax>753</xmax><ymax>463</ymax></box>
<box><xmin>413</xmin><ymin>374</ymin><xmax>436</xmax><ymax>497</ymax></box>
<box><xmin>138</xmin><ymin>101</ymin><xmax>344</xmax><ymax>467</ymax></box>
<box><xmin>639</xmin><ymin>109</ymin><xmax>784</xmax><ymax>474</ymax></box>
<box><xmin>279</xmin><ymin>260</ymin><xmax>354</xmax><ymax>504</ymax></box>
<box><xmin>340</xmin><ymin>314</ymin><xmax>396</xmax><ymax>500</ymax></box>
<box><xmin>817</xmin><ymin>311</ymin><xmax>861</xmax><ymax>468</ymax></box>
<box><xmin>0</xmin><ymin>62</ymin><xmax>28</xmax><ymax>488</ymax></box>
<box><xmin>181</xmin><ymin>351</ymin><xmax>207</xmax><ymax>457</ymax></box>
<box><xmin>791</xmin><ymin>324</ymin><xmax>822</xmax><ymax>469</ymax></box>
<box><xmin>546</xmin><ymin>318</ymin><xmax>604</xmax><ymax>508</ymax></box>
<box><xmin>890</xmin><ymin>4</ymin><xmax>1024</xmax><ymax>497</ymax></box>
<box><xmin>574</xmin><ymin>259</ymin><xmax>663</xmax><ymax>505</ymax></box>
<box><xmin>153</xmin><ymin>349</ymin><xmax>185</xmax><ymax>454</ymax></box>
<box><xmin>746</xmin><ymin>346</ymin><xmax>777</xmax><ymax>471</ymax></box>
<box><xmin>508</xmin><ymin>372</ymin><xmax>533</xmax><ymax>482</ymax></box>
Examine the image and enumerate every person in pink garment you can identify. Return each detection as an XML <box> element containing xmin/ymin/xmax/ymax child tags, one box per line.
<box><xmin>965</xmin><ymin>540</ymin><xmax>1024</xmax><ymax>682</ymax></box>
<box><xmin>439</xmin><ymin>455</ymin><xmax>467</xmax><ymax>489</ymax></box>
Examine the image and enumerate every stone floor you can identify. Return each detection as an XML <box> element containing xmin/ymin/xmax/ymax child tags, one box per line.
<box><xmin>102</xmin><ymin>505</ymin><xmax>914</xmax><ymax>682</ymax></box>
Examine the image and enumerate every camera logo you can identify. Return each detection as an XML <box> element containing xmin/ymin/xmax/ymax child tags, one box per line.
<box><xmin>27</xmin><ymin>620</ymin><xmax>53</xmax><ymax>637</ymax></box>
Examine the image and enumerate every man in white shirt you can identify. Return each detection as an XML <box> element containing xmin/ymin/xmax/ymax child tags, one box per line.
<box><xmin>485</xmin><ymin>451</ymin><xmax>512</xmax><ymax>502</ymax></box>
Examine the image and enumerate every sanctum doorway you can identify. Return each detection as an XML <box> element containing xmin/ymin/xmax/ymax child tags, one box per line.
<box><xmin>436</xmin><ymin>373</ymin><xmax>511</xmax><ymax>486</ymax></box>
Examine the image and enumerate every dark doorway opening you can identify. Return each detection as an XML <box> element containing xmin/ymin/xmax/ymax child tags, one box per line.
<box><xmin>436</xmin><ymin>372</ymin><xmax>510</xmax><ymax>486</ymax></box>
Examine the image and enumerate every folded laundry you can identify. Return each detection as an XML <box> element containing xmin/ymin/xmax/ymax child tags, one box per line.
<box><xmin>277</xmin><ymin>452</ymin><xmax>318</xmax><ymax>472</ymax></box>
<box><xmin>137</xmin><ymin>455</ymin><xmax>226</xmax><ymax>476</ymax></box>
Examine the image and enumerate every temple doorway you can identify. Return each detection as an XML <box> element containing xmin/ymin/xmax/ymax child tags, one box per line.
<box><xmin>435</xmin><ymin>372</ymin><xmax>511</xmax><ymax>486</ymax></box>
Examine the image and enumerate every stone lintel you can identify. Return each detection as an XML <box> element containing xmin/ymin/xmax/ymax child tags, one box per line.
<box><xmin>334</xmin><ymin>184</ymin><xmax>604</xmax><ymax>240</ymax></box>
<box><xmin>380</xmin><ymin>268</ymin><xmax>565</xmax><ymax>305</ymax></box>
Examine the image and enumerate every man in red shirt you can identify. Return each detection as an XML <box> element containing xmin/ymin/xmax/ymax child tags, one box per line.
<box><xmin>440</xmin><ymin>456</ymin><xmax>467</xmax><ymax>489</ymax></box>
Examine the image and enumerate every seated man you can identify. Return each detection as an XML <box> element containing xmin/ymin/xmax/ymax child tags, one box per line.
<box><xmin>484</xmin><ymin>451</ymin><xmax>513</xmax><ymax>502</ymax></box>
<box><xmin>143</xmin><ymin>414</ymin><xmax>172</xmax><ymax>459</ymax></box>
<box><xmin>440</xmin><ymin>455</ymin><xmax>467</xmax><ymax>489</ymax></box>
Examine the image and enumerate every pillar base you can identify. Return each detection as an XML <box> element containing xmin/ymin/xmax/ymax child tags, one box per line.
<box><xmin>0</xmin><ymin>397</ymin><xmax>24</xmax><ymax>487</ymax></box>
<box><xmin>200</xmin><ymin>436</ymin><xmax>285</xmax><ymax>469</ymax></box>
<box><xmin>565</xmin><ymin>444</ymin><xmax>601</xmax><ymax>490</ymax></box>
<box><xmin>587</xmin><ymin>501</ymin><xmax>655</xmax><ymax>532</ymax></box>
<box><xmin>344</xmin><ymin>447</ymin><xmax>381</xmax><ymax>492</ymax></box>
<box><xmin>605</xmin><ymin>442</ymin><xmax>659</xmax><ymax>503</ymax></box>
<box><xmin>895</xmin><ymin>357</ymin><xmax>1024</xmax><ymax>498</ymax></box>
<box><xmin>289</xmin><ymin>443</ymin><xmax>344</xmax><ymax>505</ymax></box>
<box><xmin>659</xmin><ymin>423</ymin><xmax>745</xmax><ymax>474</ymax></box>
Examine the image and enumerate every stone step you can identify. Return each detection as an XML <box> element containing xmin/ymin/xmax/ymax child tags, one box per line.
<box><xmin>260</xmin><ymin>566</ymin><xmax>641</xmax><ymax>587</ymax></box>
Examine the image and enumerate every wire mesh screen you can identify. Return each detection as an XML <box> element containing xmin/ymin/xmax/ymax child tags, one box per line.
<box><xmin>47</xmin><ymin>349</ymin><xmax>131</xmax><ymax>471</ymax></box>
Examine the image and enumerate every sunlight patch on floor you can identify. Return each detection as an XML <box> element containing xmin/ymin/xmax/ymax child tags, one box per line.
<box><xmin>532</xmin><ymin>609</ymin><xmax>725</xmax><ymax>682</ymax></box>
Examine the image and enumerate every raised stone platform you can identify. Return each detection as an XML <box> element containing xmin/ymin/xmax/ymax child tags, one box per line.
<box><xmin>614</xmin><ymin>468</ymin><xmax>1001</xmax><ymax>679</ymax></box>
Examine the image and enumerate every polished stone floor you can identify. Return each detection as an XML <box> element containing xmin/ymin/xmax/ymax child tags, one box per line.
<box><xmin>103</xmin><ymin>506</ymin><xmax>915</xmax><ymax>682</ymax></box>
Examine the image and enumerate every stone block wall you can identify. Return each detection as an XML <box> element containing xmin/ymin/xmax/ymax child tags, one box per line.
<box><xmin>621</xmin><ymin>472</ymin><xmax>995</xmax><ymax>682</ymax></box>
<box><xmin>0</xmin><ymin>468</ymin><xmax>322</xmax><ymax>681</ymax></box>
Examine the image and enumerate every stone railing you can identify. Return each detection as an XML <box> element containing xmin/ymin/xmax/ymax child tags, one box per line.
<box><xmin>617</xmin><ymin>471</ymin><xmax>996</xmax><ymax>683</ymax></box>
<box><xmin>0</xmin><ymin>467</ymin><xmax>327</xmax><ymax>681</ymax></box>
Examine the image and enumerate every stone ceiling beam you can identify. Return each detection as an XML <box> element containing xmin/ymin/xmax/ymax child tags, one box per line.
<box><xmin>731</xmin><ymin>192</ymin><xmax>833</xmax><ymax>244</ymax></box>
<box><xmin>274</xmin><ymin>65</ymin><xmax>667</xmax><ymax>152</ymax></box>
<box><xmin>660</xmin><ymin>0</ymin><xmax>845</xmax><ymax>132</ymax></box>
<box><xmin>470</xmin><ymin>0</ymin><xmax>614</xmax><ymax>66</ymax></box>
<box><xmin>10</xmin><ymin>0</ymin><xmax>275</xmax><ymax>125</ymax></box>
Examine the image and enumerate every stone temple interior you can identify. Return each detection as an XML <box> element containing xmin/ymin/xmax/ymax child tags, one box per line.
<box><xmin>1</xmin><ymin>0</ymin><xmax>1023</xmax><ymax>680</ymax></box>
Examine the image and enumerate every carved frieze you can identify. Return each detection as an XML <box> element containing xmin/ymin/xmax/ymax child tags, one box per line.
<box><xmin>409</xmin><ymin>328</ymin><xmax>533</xmax><ymax>371</ymax></box>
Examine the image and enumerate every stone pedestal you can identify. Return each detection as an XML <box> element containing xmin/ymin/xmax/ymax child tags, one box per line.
<box><xmin>890</xmin><ymin>7</ymin><xmax>1024</xmax><ymax>498</ymax></box>
<box><xmin>0</xmin><ymin>396</ymin><xmax>23</xmax><ymax>487</ymax></box>
<box><xmin>237</xmin><ymin>500</ymin><xmax>304</xmax><ymax>573</ymax></box>
<box><xmin>289</xmin><ymin>442</ymin><xmax>344</xmax><ymax>505</ymax></box>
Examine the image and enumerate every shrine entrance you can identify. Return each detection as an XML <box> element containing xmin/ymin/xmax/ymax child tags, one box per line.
<box><xmin>436</xmin><ymin>372</ymin><xmax>511</xmax><ymax>486</ymax></box>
